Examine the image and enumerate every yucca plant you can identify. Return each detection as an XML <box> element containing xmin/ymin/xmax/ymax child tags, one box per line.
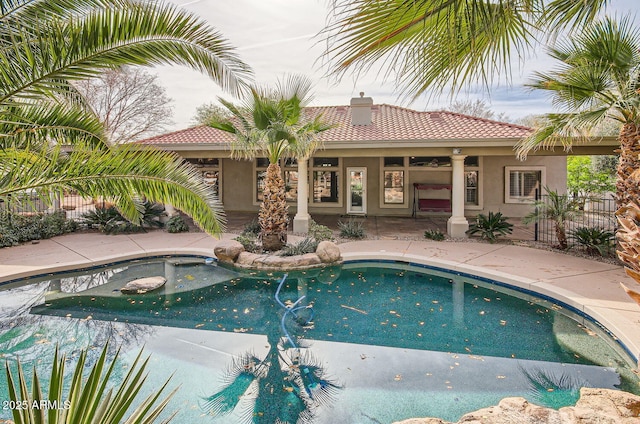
<box><xmin>570</xmin><ymin>227</ymin><xmax>614</xmax><ymax>256</ymax></box>
<box><xmin>338</xmin><ymin>218</ymin><xmax>366</xmax><ymax>239</ymax></box>
<box><xmin>4</xmin><ymin>343</ymin><xmax>177</xmax><ymax>424</ymax></box>
<box><xmin>279</xmin><ymin>237</ymin><xmax>319</xmax><ymax>256</ymax></box>
<box><xmin>466</xmin><ymin>212</ymin><xmax>514</xmax><ymax>243</ymax></box>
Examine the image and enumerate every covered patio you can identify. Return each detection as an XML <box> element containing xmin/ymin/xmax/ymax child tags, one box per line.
<box><xmin>222</xmin><ymin>211</ymin><xmax>537</xmax><ymax>241</ymax></box>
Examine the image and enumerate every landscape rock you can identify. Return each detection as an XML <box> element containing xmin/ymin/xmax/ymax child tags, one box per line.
<box><xmin>120</xmin><ymin>276</ymin><xmax>166</xmax><ymax>294</ymax></box>
<box><xmin>392</xmin><ymin>388</ymin><xmax>640</xmax><ymax>424</ymax></box>
<box><xmin>214</xmin><ymin>240</ymin><xmax>245</xmax><ymax>263</ymax></box>
<box><xmin>228</xmin><ymin>240</ymin><xmax>340</xmax><ymax>270</ymax></box>
<box><xmin>316</xmin><ymin>240</ymin><xmax>341</xmax><ymax>263</ymax></box>
<box><xmin>235</xmin><ymin>252</ymin><xmax>322</xmax><ymax>269</ymax></box>
<box><xmin>236</xmin><ymin>251</ymin><xmax>261</xmax><ymax>267</ymax></box>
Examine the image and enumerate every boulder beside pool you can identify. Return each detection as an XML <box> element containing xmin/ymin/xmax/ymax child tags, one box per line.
<box><xmin>120</xmin><ymin>276</ymin><xmax>166</xmax><ymax>294</ymax></box>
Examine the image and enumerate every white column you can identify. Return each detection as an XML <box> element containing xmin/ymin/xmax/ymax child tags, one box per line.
<box><xmin>447</xmin><ymin>154</ymin><xmax>469</xmax><ymax>238</ymax></box>
<box><xmin>293</xmin><ymin>157</ymin><xmax>310</xmax><ymax>233</ymax></box>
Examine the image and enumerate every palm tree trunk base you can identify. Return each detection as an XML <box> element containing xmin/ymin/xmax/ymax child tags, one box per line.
<box><xmin>261</xmin><ymin>232</ymin><xmax>286</xmax><ymax>251</ymax></box>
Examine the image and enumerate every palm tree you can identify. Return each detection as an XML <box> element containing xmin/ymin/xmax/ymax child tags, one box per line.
<box><xmin>516</xmin><ymin>17</ymin><xmax>640</xmax><ymax>206</ymax></box>
<box><xmin>321</xmin><ymin>0</ymin><xmax>616</xmax><ymax>100</ymax></box>
<box><xmin>513</xmin><ymin>17</ymin><xmax>640</xmax><ymax>302</ymax></box>
<box><xmin>210</xmin><ymin>75</ymin><xmax>332</xmax><ymax>251</ymax></box>
<box><xmin>0</xmin><ymin>0</ymin><xmax>252</xmax><ymax>235</ymax></box>
<box><xmin>523</xmin><ymin>189</ymin><xmax>577</xmax><ymax>250</ymax></box>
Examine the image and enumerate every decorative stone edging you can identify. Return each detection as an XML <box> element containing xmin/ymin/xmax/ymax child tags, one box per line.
<box><xmin>214</xmin><ymin>239</ymin><xmax>342</xmax><ymax>270</ymax></box>
<box><xmin>392</xmin><ymin>388</ymin><xmax>640</xmax><ymax>424</ymax></box>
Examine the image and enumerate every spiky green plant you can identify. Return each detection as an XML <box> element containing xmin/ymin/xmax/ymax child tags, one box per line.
<box><xmin>423</xmin><ymin>229</ymin><xmax>445</xmax><ymax>241</ymax></box>
<box><xmin>4</xmin><ymin>343</ymin><xmax>178</xmax><ymax>424</ymax></box>
<box><xmin>338</xmin><ymin>218</ymin><xmax>366</xmax><ymax>239</ymax></box>
<box><xmin>279</xmin><ymin>237</ymin><xmax>319</xmax><ymax>256</ymax></box>
<box><xmin>570</xmin><ymin>227</ymin><xmax>614</xmax><ymax>256</ymax></box>
<box><xmin>81</xmin><ymin>201</ymin><xmax>165</xmax><ymax>234</ymax></box>
<box><xmin>466</xmin><ymin>212</ymin><xmax>513</xmax><ymax>243</ymax></box>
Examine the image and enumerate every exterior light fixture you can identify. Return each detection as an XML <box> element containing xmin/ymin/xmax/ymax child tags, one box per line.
<box><xmin>452</xmin><ymin>148</ymin><xmax>462</xmax><ymax>155</ymax></box>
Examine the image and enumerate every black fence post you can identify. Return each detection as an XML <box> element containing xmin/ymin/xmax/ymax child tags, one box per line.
<box><xmin>534</xmin><ymin>188</ymin><xmax>539</xmax><ymax>242</ymax></box>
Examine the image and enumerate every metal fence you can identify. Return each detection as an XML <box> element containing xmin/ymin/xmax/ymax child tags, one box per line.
<box><xmin>534</xmin><ymin>192</ymin><xmax>617</xmax><ymax>245</ymax></box>
<box><xmin>0</xmin><ymin>192</ymin><xmax>97</xmax><ymax>220</ymax></box>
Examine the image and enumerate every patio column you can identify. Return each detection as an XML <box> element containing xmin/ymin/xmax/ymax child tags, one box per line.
<box><xmin>293</xmin><ymin>157</ymin><xmax>310</xmax><ymax>233</ymax></box>
<box><xmin>447</xmin><ymin>153</ymin><xmax>469</xmax><ymax>238</ymax></box>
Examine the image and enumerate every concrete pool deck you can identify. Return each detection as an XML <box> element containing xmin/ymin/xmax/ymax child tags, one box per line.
<box><xmin>1</xmin><ymin>230</ymin><xmax>639</xmax><ymax>366</ymax></box>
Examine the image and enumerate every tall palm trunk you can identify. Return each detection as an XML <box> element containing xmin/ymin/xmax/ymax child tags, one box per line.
<box><xmin>259</xmin><ymin>162</ymin><xmax>289</xmax><ymax>251</ymax></box>
<box><xmin>554</xmin><ymin>222</ymin><xmax>568</xmax><ymax>250</ymax></box>
<box><xmin>616</xmin><ymin>123</ymin><xmax>640</xmax><ymax>209</ymax></box>
<box><xmin>616</xmin><ymin>123</ymin><xmax>640</xmax><ymax>305</ymax></box>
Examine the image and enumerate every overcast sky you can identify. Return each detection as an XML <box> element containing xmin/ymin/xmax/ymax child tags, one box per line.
<box><xmin>154</xmin><ymin>0</ymin><xmax>639</xmax><ymax>131</ymax></box>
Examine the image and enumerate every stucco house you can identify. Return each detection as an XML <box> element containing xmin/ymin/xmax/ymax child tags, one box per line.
<box><xmin>137</xmin><ymin>94</ymin><xmax>618</xmax><ymax>237</ymax></box>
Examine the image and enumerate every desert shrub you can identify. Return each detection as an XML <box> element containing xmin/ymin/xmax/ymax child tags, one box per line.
<box><xmin>570</xmin><ymin>227</ymin><xmax>614</xmax><ymax>256</ymax></box>
<box><xmin>424</xmin><ymin>229</ymin><xmax>445</xmax><ymax>241</ymax></box>
<box><xmin>466</xmin><ymin>211</ymin><xmax>513</xmax><ymax>243</ymax></box>
<box><xmin>0</xmin><ymin>211</ymin><xmax>77</xmax><ymax>247</ymax></box>
<box><xmin>234</xmin><ymin>234</ymin><xmax>259</xmax><ymax>253</ymax></box>
<box><xmin>166</xmin><ymin>214</ymin><xmax>189</xmax><ymax>233</ymax></box>
<box><xmin>280</xmin><ymin>237</ymin><xmax>319</xmax><ymax>256</ymax></box>
<box><xmin>82</xmin><ymin>201</ymin><xmax>165</xmax><ymax>234</ymax></box>
<box><xmin>309</xmin><ymin>219</ymin><xmax>334</xmax><ymax>241</ymax></box>
<box><xmin>338</xmin><ymin>218</ymin><xmax>366</xmax><ymax>239</ymax></box>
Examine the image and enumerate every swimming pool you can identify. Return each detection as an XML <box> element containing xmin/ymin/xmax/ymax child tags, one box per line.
<box><xmin>1</xmin><ymin>257</ymin><xmax>638</xmax><ymax>423</ymax></box>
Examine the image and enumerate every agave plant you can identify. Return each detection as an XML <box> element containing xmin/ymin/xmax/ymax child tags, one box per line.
<box><xmin>82</xmin><ymin>201</ymin><xmax>165</xmax><ymax>234</ymax></box>
<box><xmin>466</xmin><ymin>212</ymin><xmax>513</xmax><ymax>243</ymax></box>
<box><xmin>4</xmin><ymin>343</ymin><xmax>177</xmax><ymax>424</ymax></box>
<box><xmin>570</xmin><ymin>227</ymin><xmax>614</xmax><ymax>256</ymax></box>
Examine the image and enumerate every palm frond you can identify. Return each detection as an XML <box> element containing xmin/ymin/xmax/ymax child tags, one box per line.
<box><xmin>0</xmin><ymin>0</ymin><xmax>252</xmax><ymax>103</ymax></box>
<box><xmin>0</xmin><ymin>144</ymin><xmax>226</xmax><ymax>235</ymax></box>
<box><xmin>322</xmin><ymin>0</ymin><xmax>538</xmax><ymax>98</ymax></box>
<box><xmin>541</xmin><ymin>0</ymin><xmax>609</xmax><ymax>36</ymax></box>
<box><xmin>210</xmin><ymin>74</ymin><xmax>331</xmax><ymax>162</ymax></box>
<box><xmin>518</xmin><ymin>16</ymin><xmax>640</xmax><ymax>158</ymax></box>
<box><xmin>0</xmin><ymin>101</ymin><xmax>106</xmax><ymax>150</ymax></box>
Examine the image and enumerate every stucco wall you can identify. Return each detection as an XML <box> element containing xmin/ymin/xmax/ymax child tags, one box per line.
<box><xmin>208</xmin><ymin>155</ymin><xmax>567</xmax><ymax>219</ymax></box>
<box><xmin>481</xmin><ymin>155</ymin><xmax>567</xmax><ymax>217</ymax></box>
<box><xmin>220</xmin><ymin>159</ymin><xmax>257</xmax><ymax>212</ymax></box>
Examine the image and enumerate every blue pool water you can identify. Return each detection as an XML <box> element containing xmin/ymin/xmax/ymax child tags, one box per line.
<box><xmin>1</xmin><ymin>257</ymin><xmax>638</xmax><ymax>423</ymax></box>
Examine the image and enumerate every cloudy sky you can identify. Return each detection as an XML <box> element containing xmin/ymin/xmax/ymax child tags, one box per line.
<box><xmin>154</xmin><ymin>0</ymin><xmax>639</xmax><ymax>131</ymax></box>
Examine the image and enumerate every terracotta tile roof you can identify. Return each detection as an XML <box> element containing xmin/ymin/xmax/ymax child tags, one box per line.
<box><xmin>136</xmin><ymin>104</ymin><xmax>531</xmax><ymax>145</ymax></box>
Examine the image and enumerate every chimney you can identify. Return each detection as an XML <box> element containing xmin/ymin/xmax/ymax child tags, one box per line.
<box><xmin>350</xmin><ymin>92</ymin><xmax>373</xmax><ymax>126</ymax></box>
